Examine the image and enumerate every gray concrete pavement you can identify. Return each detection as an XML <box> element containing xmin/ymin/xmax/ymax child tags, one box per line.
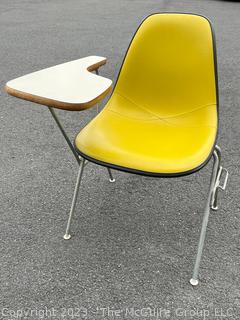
<box><xmin>0</xmin><ymin>0</ymin><xmax>239</xmax><ymax>319</ymax></box>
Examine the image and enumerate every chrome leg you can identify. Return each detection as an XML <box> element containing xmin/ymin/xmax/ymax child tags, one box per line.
<box><xmin>211</xmin><ymin>145</ymin><xmax>221</xmax><ymax>211</ymax></box>
<box><xmin>48</xmin><ymin>107</ymin><xmax>81</xmax><ymax>164</ymax></box>
<box><xmin>63</xmin><ymin>159</ymin><xmax>86</xmax><ymax>240</ymax></box>
<box><xmin>49</xmin><ymin>106</ymin><xmax>115</xmax><ymax>182</ymax></box>
<box><xmin>211</xmin><ymin>146</ymin><xmax>229</xmax><ymax>212</ymax></box>
<box><xmin>107</xmin><ymin>167</ymin><xmax>115</xmax><ymax>183</ymax></box>
<box><xmin>190</xmin><ymin>147</ymin><xmax>220</xmax><ymax>286</ymax></box>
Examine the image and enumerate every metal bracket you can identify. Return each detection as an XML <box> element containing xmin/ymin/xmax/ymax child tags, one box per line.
<box><xmin>211</xmin><ymin>166</ymin><xmax>229</xmax><ymax>210</ymax></box>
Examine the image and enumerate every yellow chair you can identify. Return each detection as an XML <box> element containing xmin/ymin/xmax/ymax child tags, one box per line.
<box><xmin>64</xmin><ymin>13</ymin><xmax>228</xmax><ymax>286</ymax></box>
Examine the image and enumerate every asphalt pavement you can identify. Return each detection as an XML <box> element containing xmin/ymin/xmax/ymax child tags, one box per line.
<box><xmin>0</xmin><ymin>0</ymin><xmax>239</xmax><ymax>319</ymax></box>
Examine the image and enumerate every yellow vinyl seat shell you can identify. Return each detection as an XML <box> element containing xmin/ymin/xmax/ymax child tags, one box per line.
<box><xmin>75</xmin><ymin>13</ymin><xmax>218</xmax><ymax>175</ymax></box>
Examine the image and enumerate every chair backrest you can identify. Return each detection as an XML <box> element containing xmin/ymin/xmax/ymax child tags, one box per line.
<box><xmin>112</xmin><ymin>13</ymin><xmax>218</xmax><ymax>118</ymax></box>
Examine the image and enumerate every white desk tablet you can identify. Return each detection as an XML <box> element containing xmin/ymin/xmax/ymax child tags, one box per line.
<box><xmin>5</xmin><ymin>56</ymin><xmax>112</xmax><ymax>110</ymax></box>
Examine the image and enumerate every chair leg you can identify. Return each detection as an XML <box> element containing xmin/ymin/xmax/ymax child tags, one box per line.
<box><xmin>48</xmin><ymin>107</ymin><xmax>81</xmax><ymax>164</ymax></box>
<box><xmin>107</xmin><ymin>168</ymin><xmax>115</xmax><ymax>182</ymax></box>
<box><xmin>48</xmin><ymin>106</ymin><xmax>115</xmax><ymax>182</ymax></box>
<box><xmin>190</xmin><ymin>147</ymin><xmax>220</xmax><ymax>286</ymax></box>
<box><xmin>63</xmin><ymin>159</ymin><xmax>86</xmax><ymax>240</ymax></box>
<box><xmin>211</xmin><ymin>146</ymin><xmax>221</xmax><ymax>211</ymax></box>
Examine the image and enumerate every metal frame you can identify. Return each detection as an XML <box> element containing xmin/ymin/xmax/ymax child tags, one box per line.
<box><xmin>48</xmin><ymin>107</ymin><xmax>81</xmax><ymax>164</ymax></box>
<box><xmin>190</xmin><ymin>145</ymin><xmax>228</xmax><ymax>286</ymax></box>
<box><xmin>63</xmin><ymin>144</ymin><xmax>228</xmax><ymax>286</ymax></box>
<box><xmin>63</xmin><ymin>158</ymin><xmax>86</xmax><ymax>240</ymax></box>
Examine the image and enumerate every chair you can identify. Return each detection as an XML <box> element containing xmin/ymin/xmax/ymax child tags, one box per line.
<box><xmin>63</xmin><ymin>13</ymin><xmax>228</xmax><ymax>286</ymax></box>
<box><xmin>6</xmin><ymin>13</ymin><xmax>228</xmax><ymax>286</ymax></box>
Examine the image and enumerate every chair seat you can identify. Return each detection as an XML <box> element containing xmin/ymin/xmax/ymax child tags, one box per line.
<box><xmin>5</xmin><ymin>56</ymin><xmax>112</xmax><ymax>111</ymax></box>
<box><xmin>75</xmin><ymin>92</ymin><xmax>218</xmax><ymax>176</ymax></box>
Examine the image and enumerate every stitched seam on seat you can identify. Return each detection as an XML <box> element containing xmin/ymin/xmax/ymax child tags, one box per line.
<box><xmin>113</xmin><ymin>91</ymin><xmax>164</xmax><ymax>120</ymax></box>
<box><xmin>162</xmin><ymin>103</ymin><xmax>217</xmax><ymax>119</ymax></box>
<box><xmin>114</xmin><ymin>90</ymin><xmax>216</xmax><ymax>120</ymax></box>
<box><xmin>106</xmin><ymin>109</ymin><xmax>166</xmax><ymax>122</ymax></box>
<box><xmin>106</xmin><ymin>109</ymin><xmax>217</xmax><ymax>128</ymax></box>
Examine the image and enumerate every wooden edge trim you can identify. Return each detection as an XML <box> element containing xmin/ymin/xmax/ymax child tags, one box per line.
<box><xmin>87</xmin><ymin>58</ymin><xmax>107</xmax><ymax>72</ymax></box>
<box><xmin>5</xmin><ymin>57</ymin><xmax>111</xmax><ymax>111</ymax></box>
<box><xmin>5</xmin><ymin>84</ymin><xmax>112</xmax><ymax>111</ymax></box>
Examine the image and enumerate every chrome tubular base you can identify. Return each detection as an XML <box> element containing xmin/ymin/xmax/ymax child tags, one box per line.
<box><xmin>64</xmin><ymin>159</ymin><xmax>86</xmax><ymax>240</ymax></box>
<box><xmin>50</xmin><ymin>103</ymin><xmax>116</xmax><ymax>239</ymax></box>
<box><xmin>63</xmin><ymin>160</ymin><xmax>116</xmax><ymax>239</ymax></box>
<box><xmin>48</xmin><ymin>107</ymin><xmax>81</xmax><ymax>164</ymax></box>
<box><xmin>211</xmin><ymin>168</ymin><xmax>229</xmax><ymax>211</ymax></box>
<box><xmin>48</xmin><ymin>106</ymin><xmax>115</xmax><ymax>182</ymax></box>
<box><xmin>190</xmin><ymin>145</ymin><xmax>228</xmax><ymax>286</ymax></box>
<box><xmin>107</xmin><ymin>168</ymin><xmax>115</xmax><ymax>182</ymax></box>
